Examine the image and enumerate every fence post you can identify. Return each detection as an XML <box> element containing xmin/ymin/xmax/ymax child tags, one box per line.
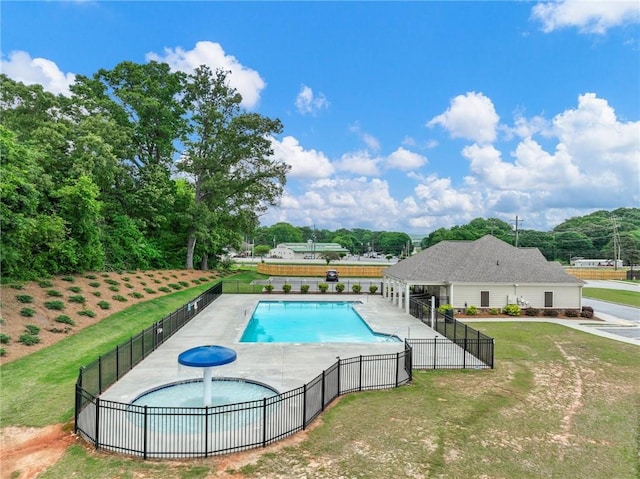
<box><xmin>116</xmin><ymin>344</ymin><xmax>120</xmax><ymax>381</ymax></box>
<box><xmin>321</xmin><ymin>370</ymin><xmax>326</xmax><ymax>410</ymax></box>
<box><xmin>336</xmin><ymin>357</ymin><xmax>341</xmax><ymax>395</ymax></box>
<box><xmin>262</xmin><ymin>397</ymin><xmax>268</xmax><ymax>447</ymax></box>
<box><xmin>463</xmin><ymin>337</ymin><xmax>467</xmax><ymax>369</ymax></box>
<box><xmin>204</xmin><ymin>406</ymin><xmax>209</xmax><ymax>458</ymax></box>
<box><xmin>395</xmin><ymin>352</ymin><xmax>400</xmax><ymax>387</ymax></box>
<box><xmin>143</xmin><ymin>405</ymin><xmax>148</xmax><ymax>460</ymax></box>
<box><xmin>129</xmin><ymin>337</ymin><xmax>133</xmax><ymax>369</ymax></box>
<box><xmin>433</xmin><ymin>339</ymin><xmax>437</xmax><ymax>370</ymax></box>
<box><xmin>359</xmin><ymin>356</ymin><xmax>363</xmax><ymax>392</ymax></box>
<box><xmin>302</xmin><ymin>384</ymin><xmax>307</xmax><ymax>430</ymax></box>
<box><xmin>94</xmin><ymin>397</ymin><xmax>100</xmax><ymax>449</ymax></box>
<box><xmin>98</xmin><ymin>356</ymin><xmax>103</xmax><ymax>394</ymax></box>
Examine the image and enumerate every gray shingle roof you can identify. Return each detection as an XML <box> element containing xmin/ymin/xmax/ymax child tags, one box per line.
<box><xmin>384</xmin><ymin>235</ymin><xmax>583</xmax><ymax>284</ymax></box>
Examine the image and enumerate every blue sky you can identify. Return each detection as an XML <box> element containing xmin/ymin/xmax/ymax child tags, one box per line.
<box><xmin>2</xmin><ymin>1</ymin><xmax>639</xmax><ymax>234</ymax></box>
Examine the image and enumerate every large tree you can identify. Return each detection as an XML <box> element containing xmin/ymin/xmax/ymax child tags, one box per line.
<box><xmin>179</xmin><ymin>67</ymin><xmax>289</xmax><ymax>269</ymax></box>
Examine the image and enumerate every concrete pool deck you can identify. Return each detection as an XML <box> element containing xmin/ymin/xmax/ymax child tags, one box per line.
<box><xmin>101</xmin><ymin>294</ymin><xmax>439</xmax><ymax>403</ymax></box>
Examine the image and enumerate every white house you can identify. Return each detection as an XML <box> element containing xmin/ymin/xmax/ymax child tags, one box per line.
<box><xmin>382</xmin><ymin>235</ymin><xmax>584</xmax><ymax>313</ymax></box>
<box><xmin>269</xmin><ymin>241</ymin><xmax>350</xmax><ymax>260</ymax></box>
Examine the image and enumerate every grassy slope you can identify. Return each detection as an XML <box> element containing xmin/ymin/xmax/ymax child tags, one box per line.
<box><xmin>0</xmin><ymin>282</ymin><xmax>215</xmax><ymax>427</ymax></box>
<box><xmin>582</xmin><ymin>287</ymin><xmax>640</xmax><ymax>307</ymax></box>
<box><xmin>39</xmin><ymin>322</ymin><xmax>640</xmax><ymax>479</ymax></box>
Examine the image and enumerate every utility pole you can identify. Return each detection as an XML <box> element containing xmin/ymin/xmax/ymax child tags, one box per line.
<box><xmin>511</xmin><ymin>216</ymin><xmax>523</xmax><ymax>248</ymax></box>
<box><xmin>611</xmin><ymin>215</ymin><xmax>621</xmax><ymax>270</ymax></box>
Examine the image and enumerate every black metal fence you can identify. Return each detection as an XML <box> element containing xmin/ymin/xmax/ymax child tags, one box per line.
<box><xmin>75</xmin><ymin>283</ymin><xmax>494</xmax><ymax>458</ymax></box>
<box><xmin>408</xmin><ymin>296</ymin><xmax>494</xmax><ymax>368</ymax></box>
<box><xmin>221</xmin><ymin>279</ymin><xmax>384</xmax><ymax>294</ymax></box>
<box><xmin>75</xmin><ymin>348</ymin><xmax>412</xmax><ymax>458</ymax></box>
<box><xmin>75</xmin><ymin>283</ymin><xmax>222</xmax><ymax>414</ymax></box>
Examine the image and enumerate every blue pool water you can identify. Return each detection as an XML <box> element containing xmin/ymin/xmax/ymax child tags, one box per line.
<box><xmin>240</xmin><ymin>301</ymin><xmax>399</xmax><ymax>343</ymax></box>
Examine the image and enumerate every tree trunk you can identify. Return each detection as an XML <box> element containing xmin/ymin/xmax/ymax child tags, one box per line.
<box><xmin>200</xmin><ymin>253</ymin><xmax>209</xmax><ymax>270</ymax></box>
<box><xmin>186</xmin><ymin>236</ymin><xmax>197</xmax><ymax>269</ymax></box>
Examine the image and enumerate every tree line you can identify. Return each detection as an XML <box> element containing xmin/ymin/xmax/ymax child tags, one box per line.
<box><xmin>419</xmin><ymin>209</ymin><xmax>640</xmax><ymax>265</ymax></box>
<box><xmin>1</xmin><ymin>63</ymin><xmax>289</xmax><ymax>280</ymax></box>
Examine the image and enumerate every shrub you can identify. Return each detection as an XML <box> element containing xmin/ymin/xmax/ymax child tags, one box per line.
<box><xmin>121</xmin><ymin>277</ymin><xmax>130</xmax><ymax>282</ymax></box>
<box><xmin>78</xmin><ymin>309</ymin><xmax>96</xmax><ymax>317</ymax></box>
<box><xmin>352</xmin><ymin>284</ymin><xmax>362</xmax><ymax>294</ymax></box>
<box><xmin>489</xmin><ymin>308</ymin><xmax>500</xmax><ymax>315</ymax></box>
<box><xmin>20</xmin><ymin>308</ymin><xmax>35</xmax><ymax>317</ymax></box>
<box><xmin>44</xmin><ymin>300</ymin><xmax>65</xmax><ymax>310</ymax></box>
<box><xmin>179</xmin><ymin>281</ymin><xmax>190</xmax><ymax>287</ymax></box>
<box><xmin>25</xmin><ymin>324</ymin><xmax>41</xmax><ymax>335</ymax></box>
<box><xmin>199</xmin><ymin>277</ymin><xmax>210</xmax><ymax>282</ymax></box>
<box><xmin>61</xmin><ymin>275</ymin><xmax>75</xmax><ymax>282</ymax></box>
<box><xmin>105</xmin><ymin>279</ymin><xmax>119</xmax><ymax>286</ymax></box>
<box><xmin>438</xmin><ymin>304</ymin><xmax>453</xmax><ymax>315</ymax></box>
<box><xmin>168</xmin><ymin>283</ymin><xmax>182</xmax><ymax>290</ymax></box>
<box><xmin>368</xmin><ymin>285</ymin><xmax>378</xmax><ymax>294</ymax></box>
<box><xmin>112</xmin><ymin>295</ymin><xmax>128</xmax><ymax>302</ymax></box>
<box><xmin>129</xmin><ymin>291</ymin><xmax>144</xmax><ymax>299</ymax></box>
<box><xmin>124</xmin><ymin>283</ymin><xmax>134</xmax><ymax>289</ymax></box>
<box><xmin>19</xmin><ymin>334</ymin><xmax>40</xmax><ymax>346</ymax></box>
<box><xmin>335</xmin><ymin>283</ymin><xmax>345</xmax><ymax>293</ymax></box>
<box><xmin>68</xmin><ymin>295</ymin><xmax>86</xmax><ymax>304</ymax></box>
<box><xmin>101</xmin><ymin>273</ymin><xmax>110</xmax><ymax>278</ymax></box>
<box><xmin>88</xmin><ymin>282</ymin><xmax>100</xmax><ymax>288</ymax></box>
<box><xmin>503</xmin><ymin>304</ymin><xmax>521</xmax><ymax>316</ymax></box>
<box><xmin>97</xmin><ymin>301</ymin><xmax>111</xmax><ymax>310</ymax></box>
<box><xmin>158</xmin><ymin>287</ymin><xmax>171</xmax><ymax>293</ymax></box>
<box><xmin>154</xmin><ymin>279</ymin><xmax>162</xmax><ymax>284</ymax></box>
<box><xmin>565</xmin><ymin>309</ymin><xmax>579</xmax><ymax>317</ymax></box>
<box><xmin>84</xmin><ymin>274</ymin><xmax>97</xmax><ymax>280</ymax></box>
<box><xmin>55</xmin><ymin>315</ymin><xmax>75</xmax><ymax>326</ymax></box>
<box><xmin>300</xmin><ymin>284</ymin><xmax>310</xmax><ymax>294</ymax></box>
<box><xmin>543</xmin><ymin>309</ymin><xmax>559</xmax><ymax>317</ymax></box>
<box><xmin>466</xmin><ymin>305</ymin><xmax>478</xmax><ymax>316</ymax></box>
<box><xmin>525</xmin><ymin>308</ymin><xmax>540</xmax><ymax>316</ymax></box>
<box><xmin>140</xmin><ymin>281</ymin><xmax>147</xmax><ymax>286</ymax></box>
<box><xmin>0</xmin><ymin>333</ymin><xmax>11</xmax><ymax>344</ymax></box>
<box><xmin>68</xmin><ymin>286</ymin><xmax>82</xmax><ymax>293</ymax></box>
<box><xmin>0</xmin><ymin>348</ymin><xmax>5</xmax><ymax>357</ymax></box>
<box><xmin>263</xmin><ymin>284</ymin><xmax>274</xmax><ymax>293</ymax></box>
<box><xmin>143</xmin><ymin>287</ymin><xmax>156</xmax><ymax>294</ymax></box>
<box><xmin>191</xmin><ymin>279</ymin><xmax>201</xmax><ymax>285</ymax></box>
<box><xmin>16</xmin><ymin>294</ymin><xmax>34</xmax><ymax>303</ymax></box>
<box><xmin>109</xmin><ymin>285</ymin><xmax>120</xmax><ymax>292</ymax></box>
<box><xmin>318</xmin><ymin>283</ymin><xmax>329</xmax><ymax>293</ymax></box>
<box><xmin>38</xmin><ymin>280</ymin><xmax>53</xmax><ymax>288</ymax></box>
<box><xmin>581</xmin><ymin>306</ymin><xmax>594</xmax><ymax>319</ymax></box>
<box><xmin>282</xmin><ymin>283</ymin><xmax>292</xmax><ymax>294</ymax></box>
<box><xmin>92</xmin><ymin>291</ymin><xmax>102</xmax><ymax>297</ymax></box>
<box><xmin>10</xmin><ymin>283</ymin><xmax>24</xmax><ymax>290</ymax></box>
<box><xmin>47</xmin><ymin>289</ymin><xmax>63</xmax><ymax>297</ymax></box>
<box><xmin>49</xmin><ymin>327</ymin><xmax>71</xmax><ymax>334</ymax></box>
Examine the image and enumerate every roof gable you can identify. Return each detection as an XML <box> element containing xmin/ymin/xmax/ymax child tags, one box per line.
<box><xmin>385</xmin><ymin>235</ymin><xmax>582</xmax><ymax>284</ymax></box>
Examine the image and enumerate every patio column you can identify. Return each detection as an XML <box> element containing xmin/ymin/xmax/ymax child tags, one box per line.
<box><xmin>405</xmin><ymin>283</ymin><xmax>411</xmax><ymax>314</ymax></box>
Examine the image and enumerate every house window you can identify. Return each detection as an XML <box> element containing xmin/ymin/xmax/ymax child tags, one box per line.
<box><xmin>481</xmin><ymin>291</ymin><xmax>489</xmax><ymax>308</ymax></box>
<box><xmin>544</xmin><ymin>291</ymin><xmax>553</xmax><ymax>308</ymax></box>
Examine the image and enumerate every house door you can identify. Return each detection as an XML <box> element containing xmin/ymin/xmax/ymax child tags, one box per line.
<box><xmin>544</xmin><ymin>291</ymin><xmax>553</xmax><ymax>308</ymax></box>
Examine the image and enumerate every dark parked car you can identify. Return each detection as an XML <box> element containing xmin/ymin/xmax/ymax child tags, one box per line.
<box><xmin>325</xmin><ymin>270</ymin><xmax>339</xmax><ymax>282</ymax></box>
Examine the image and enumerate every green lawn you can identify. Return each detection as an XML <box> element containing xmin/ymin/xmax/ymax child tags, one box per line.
<box><xmin>26</xmin><ymin>321</ymin><xmax>640</xmax><ymax>479</ymax></box>
<box><xmin>583</xmin><ymin>287</ymin><xmax>640</xmax><ymax>307</ymax></box>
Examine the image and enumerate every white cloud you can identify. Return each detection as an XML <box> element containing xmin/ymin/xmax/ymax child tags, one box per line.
<box><xmin>1</xmin><ymin>50</ymin><xmax>75</xmax><ymax>96</ymax></box>
<box><xmin>271</xmin><ymin>136</ymin><xmax>334</xmax><ymax>179</ymax></box>
<box><xmin>146</xmin><ymin>41</ymin><xmax>265</xmax><ymax>109</ymax></box>
<box><xmin>427</xmin><ymin>92</ymin><xmax>500</xmax><ymax>144</ymax></box>
<box><xmin>385</xmin><ymin>147</ymin><xmax>428</xmax><ymax>171</ymax></box>
<box><xmin>349</xmin><ymin>123</ymin><xmax>381</xmax><ymax>151</ymax></box>
<box><xmin>532</xmin><ymin>0</ymin><xmax>640</xmax><ymax>34</ymax></box>
<box><xmin>295</xmin><ymin>85</ymin><xmax>329</xmax><ymax>115</ymax></box>
<box><xmin>335</xmin><ymin>150</ymin><xmax>381</xmax><ymax>176</ymax></box>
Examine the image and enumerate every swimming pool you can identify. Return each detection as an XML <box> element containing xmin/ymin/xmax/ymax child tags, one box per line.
<box><xmin>240</xmin><ymin>301</ymin><xmax>400</xmax><ymax>343</ymax></box>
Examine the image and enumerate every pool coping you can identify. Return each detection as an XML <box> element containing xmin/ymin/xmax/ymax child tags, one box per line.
<box><xmin>100</xmin><ymin>294</ymin><xmax>439</xmax><ymax>403</ymax></box>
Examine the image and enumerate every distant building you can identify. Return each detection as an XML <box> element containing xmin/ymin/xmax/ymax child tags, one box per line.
<box><xmin>269</xmin><ymin>241</ymin><xmax>349</xmax><ymax>260</ymax></box>
<box><xmin>571</xmin><ymin>258</ymin><xmax>623</xmax><ymax>268</ymax></box>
